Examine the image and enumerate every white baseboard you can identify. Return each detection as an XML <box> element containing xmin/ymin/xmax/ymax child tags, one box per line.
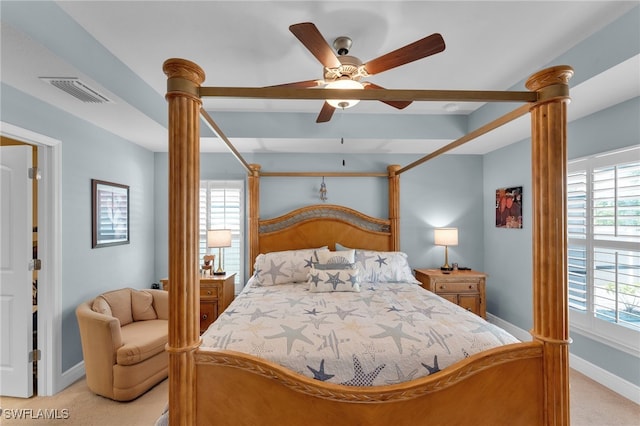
<box><xmin>57</xmin><ymin>361</ymin><xmax>85</xmax><ymax>394</ymax></box>
<box><xmin>486</xmin><ymin>313</ymin><xmax>640</xmax><ymax>405</ymax></box>
<box><xmin>486</xmin><ymin>313</ymin><xmax>532</xmax><ymax>342</ymax></box>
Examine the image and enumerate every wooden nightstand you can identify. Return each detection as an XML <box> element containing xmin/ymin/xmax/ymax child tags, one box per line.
<box><xmin>414</xmin><ymin>268</ymin><xmax>486</xmax><ymax>318</ymax></box>
<box><xmin>160</xmin><ymin>273</ymin><xmax>236</xmax><ymax>333</ymax></box>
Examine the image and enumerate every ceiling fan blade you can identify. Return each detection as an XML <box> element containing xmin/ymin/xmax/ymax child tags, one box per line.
<box><xmin>364</xmin><ymin>33</ymin><xmax>445</xmax><ymax>75</ymax></box>
<box><xmin>290</xmin><ymin>22</ymin><xmax>341</xmax><ymax>69</ymax></box>
<box><xmin>265</xmin><ymin>79</ymin><xmax>323</xmax><ymax>88</ymax></box>
<box><xmin>316</xmin><ymin>102</ymin><xmax>335</xmax><ymax>123</ymax></box>
<box><xmin>365</xmin><ymin>83</ymin><xmax>412</xmax><ymax>109</ymax></box>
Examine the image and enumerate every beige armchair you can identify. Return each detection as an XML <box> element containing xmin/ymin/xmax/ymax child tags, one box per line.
<box><xmin>76</xmin><ymin>288</ymin><xmax>169</xmax><ymax>401</ymax></box>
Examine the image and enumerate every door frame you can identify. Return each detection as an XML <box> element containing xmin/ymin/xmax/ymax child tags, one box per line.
<box><xmin>1</xmin><ymin>121</ymin><xmax>61</xmax><ymax>396</ymax></box>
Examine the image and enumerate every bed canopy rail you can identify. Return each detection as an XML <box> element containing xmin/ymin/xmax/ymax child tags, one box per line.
<box><xmin>198</xmin><ymin>86</ymin><xmax>539</xmax><ymax>103</ymax></box>
<box><xmin>246</xmin><ymin>164</ymin><xmax>401</xmax><ymax>269</ymax></box>
<box><xmin>196</xmin><ymin>84</ymin><xmax>538</xmax><ymax>176</ymax></box>
<box><xmin>164</xmin><ymin>57</ymin><xmax>573</xmax><ymax>425</ymax></box>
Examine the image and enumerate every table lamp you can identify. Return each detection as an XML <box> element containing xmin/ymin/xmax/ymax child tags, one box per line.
<box><xmin>207</xmin><ymin>229</ymin><xmax>232</xmax><ymax>275</ymax></box>
<box><xmin>434</xmin><ymin>227</ymin><xmax>458</xmax><ymax>271</ymax></box>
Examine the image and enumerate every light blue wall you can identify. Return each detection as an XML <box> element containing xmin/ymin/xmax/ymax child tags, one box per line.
<box><xmin>483</xmin><ymin>140</ymin><xmax>533</xmax><ymax>329</ymax></box>
<box><xmin>483</xmin><ymin>97</ymin><xmax>640</xmax><ymax>387</ymax></box>
<box><xmin>475</xmin><ymin>5</ymin><xmax>640</xmax><ymax>389</ymax></box>
<box><xmin>153</xmin><ymin>152</ymin><xmax>486</xmax><ymax>282</ymax></box>
<box><xmin>1</xmin><ymin>83</ymin><xmax>157</xmax><ymax>371</ymax></box>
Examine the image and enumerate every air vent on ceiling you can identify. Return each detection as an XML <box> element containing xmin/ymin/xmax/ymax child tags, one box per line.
<box><xmin>39</xmin><ymin>77</ymin><xmax>112</xmax><ymax>104</ymax></box>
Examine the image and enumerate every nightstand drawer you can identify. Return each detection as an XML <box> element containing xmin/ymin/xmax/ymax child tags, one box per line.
<box><xmin>413</xmin><ymin>269</ymin><xmax>486</xmax><ymax>318</ymax></box>
<box><xmin>200</xmin><ymin>286</ymin><xmax>219</xmax><ymax>299</ymax></box>
<box><xmin>434</xmin><ymin>281</ymin><xmax>479</xmax><ymax>293</ymax></box>
<box><xmin>199</xmin><ymin>301</ymin><xmax>218</xmax><ymax>332</ymax></box>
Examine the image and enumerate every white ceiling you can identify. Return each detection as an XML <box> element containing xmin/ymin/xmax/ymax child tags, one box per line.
<box><xmin>1</xmin><ymin>1</ymin><xmax>638</xmax><ymax>154</ymax></box>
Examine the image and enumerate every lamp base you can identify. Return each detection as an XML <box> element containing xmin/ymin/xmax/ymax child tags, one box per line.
<box><xmin>440</xmin><ymin>266</ymin><xmax>453</xmax><ymax>271</ymax></box>
<box><xmin>213</xmin><ymin>271</ymin><xmax>226</xmax><ymax>276</ymax></box>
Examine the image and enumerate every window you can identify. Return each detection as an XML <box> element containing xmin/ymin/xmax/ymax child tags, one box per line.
<box><xmin>199</xmin><ymin>181</ymin><xmax>244</xmax><ymax>294</ymax></box>
<box><xmin>567</xmin><ymin>146</ymin><xmax>640</xmax><ymax>354</ymax></box>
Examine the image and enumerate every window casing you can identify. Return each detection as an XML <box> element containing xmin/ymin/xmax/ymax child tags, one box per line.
<box><xmin>199</xmin><ymin>180</ymin><xmax>244</xmax><ymax>294</ymax></box>
<box><xmin>567</xmin><ymin>146</ymin><xmax>640</xmax><ymax>355</ymax></box>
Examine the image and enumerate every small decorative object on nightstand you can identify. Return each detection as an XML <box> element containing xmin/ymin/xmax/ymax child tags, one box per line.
<box><xmin>161</xmin><ymin>273</ymin><xmax>236</xmax><ymax>333</ymax></box>
<box><xmin>414</xmin><ymin>268</ymin><xmax>486</xmax><ymax>318</ymax></box>
<box><xmin>202</xmin><ymin>254</ymin><xmax>215</xmax><ymax>276</ymax></box>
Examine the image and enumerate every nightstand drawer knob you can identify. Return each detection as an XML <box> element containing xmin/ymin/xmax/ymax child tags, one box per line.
<box><xmin>469</xmin><ymin>285</ymin><xmax>473</xmax><ymax>289</ymax></box>
<box><xmin>202</xmin><ymin>314</ymin><xmax>208</xmax><ymax>320</ymax></box>
<box><xmin>207</xmin><ymin>290</ymin><xmax>212</xmax><ymax>295</ymax></box>
<box><xmin>440</xmin><ymin>285</ymin><xmax>445</xmax><ymax>290</ymax></box>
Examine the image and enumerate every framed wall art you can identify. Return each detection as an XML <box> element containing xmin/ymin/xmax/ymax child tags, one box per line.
<box><xmin>92</xmin><ymin>179</ymin><xmax>130</xmax><ymax>248</ymax></box>
<box><xmin>495</xmin><ymin>186</ymin><xmax>523</xmax><ymax>229</ymax></box>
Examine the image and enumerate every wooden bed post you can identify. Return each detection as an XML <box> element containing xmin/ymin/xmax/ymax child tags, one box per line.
<box><xmin>163</xmin><ymin>58</ymin><xmax>205</xmax><ymax>426</ymax></box>
<box><xmin>526</xmin><ymin>65</ymin><xmax>574</xmax><ymax>426</ymax></box>
<box><xmin>248</xmin><ymin>163</ymin><xmax>261</xmax><ymax>275</ymax></box>
<box><xmin>388</xmin><ymin>164</ymin><xmax>400</xmax><ymax>250</ymax></box>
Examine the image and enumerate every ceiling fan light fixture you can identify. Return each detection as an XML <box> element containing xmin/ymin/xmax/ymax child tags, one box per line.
<box><xmin>444</xmin><ymin>103</ymin><xmax>459</xmax><ymax>112</ymax></box>
<box><xmin>325</xmin><ymin>79</ymin><xmax>364</xmax><ymax>109</ymax></box>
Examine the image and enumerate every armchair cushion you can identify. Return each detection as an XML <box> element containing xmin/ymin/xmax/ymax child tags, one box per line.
<box><xmin>99</xmin><ymin>289</ymin><xmax>134</xmax><ymax>326</ymax></box>
<box><xmin>131</xmin><ymin>290</ymin><xmax>157</xmax><ymax>321</ymax></box>
<box><xmin>117</xmin><ymin>319</ymin><xmax>167</xmax><ymax>365</ymax></box>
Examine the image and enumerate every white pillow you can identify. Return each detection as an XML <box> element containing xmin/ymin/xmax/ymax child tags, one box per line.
<box><xmin>353</xmin><ymin>250</ymin><xmax>420</xmax><ymax>284</ymax></box>
<box><xmin>253</xmin><ymin>247</ymin><xmax>329</xmax><ymax>286</ymax></box>
<box><xmin>308</xmin><ymin>268</ymin><xmax>360</xmax><ymax>293</ymax></box>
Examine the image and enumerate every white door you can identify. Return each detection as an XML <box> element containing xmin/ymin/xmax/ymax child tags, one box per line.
<box><xmin>0</xmin><ymin>145</ymin><xmax>33</xmax><ymax>397</ymax></box>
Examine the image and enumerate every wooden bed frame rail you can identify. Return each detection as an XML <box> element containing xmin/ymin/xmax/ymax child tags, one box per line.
<box><xmin>163</xmin><ymin>58</ymin><xmax>573</xmax><ymax>425</ymax></box>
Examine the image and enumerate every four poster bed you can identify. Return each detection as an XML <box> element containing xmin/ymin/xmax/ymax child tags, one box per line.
<box><xmin>162</xmin><ymin>58</ymin><xmax>573</xmax><ymax>425</ymax></box>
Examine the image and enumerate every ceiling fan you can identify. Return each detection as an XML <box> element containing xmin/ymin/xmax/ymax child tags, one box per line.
<box><xmin>270</xmin><ymin>22</ymin><xmax>446</xmax><ymax>123</ymax></box>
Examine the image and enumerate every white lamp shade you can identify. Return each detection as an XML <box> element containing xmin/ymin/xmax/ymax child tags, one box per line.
<box><xmin>325</xmin><ymin>79</ymin><xmax>364</xmax><ymax>109</ymax></box>
<box><xmin>207</xmin><ymin>229</ymin><xmax>232</xmax><ymax>248</ymax></box>
<box><xmin>434</xmin><ymin>228</ymin><xmax>458</xmax><ymax>246</ymax></box>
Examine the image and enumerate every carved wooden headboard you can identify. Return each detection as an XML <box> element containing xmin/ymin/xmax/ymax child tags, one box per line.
<box><xmin>258</xmin><ymin>204</ymin><xmax>392</xmax><ymax>253</ymax></box>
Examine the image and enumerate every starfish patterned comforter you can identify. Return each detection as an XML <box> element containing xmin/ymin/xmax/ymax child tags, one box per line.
<box><xmin>199</xmin><ymin>279</ymin><xmax>519</xmax><ymax>387</ymax></box>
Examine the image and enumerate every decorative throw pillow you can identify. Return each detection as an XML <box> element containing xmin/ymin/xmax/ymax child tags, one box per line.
<box><xmin>253</xmin><ymin>247</ymin><xmax>329</xmax><ymax>286</ymax></box>
<box><xmin>316</xmin><ymin>249</ymin><xmax>355</xmax><ymax>265</ymax></box>
<box><xmin>99</xmin><ymin>289</ymin><xmax>134</xmax><ymax>326</ymax></box>
<box><xmin>313</xmin><ymin>262</ymin><xmax>356</xmax><ymax>271</ymax></box>
<box><xmin>131</xmin><ymin>290</ymin><xmax>157</xmax><ymax>321</ymax></box>
<box><xmin>353</xmin><ymin>250</ymin><xmax>420</xmax><ymax>284</ymax></box>
<box><xmin>308</xmin><ymin>268</ymin><xmax>360</xmax><ymax>293</ymax></box>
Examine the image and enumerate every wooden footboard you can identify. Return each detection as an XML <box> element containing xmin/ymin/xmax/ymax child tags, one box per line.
<box><xmin>195</xmin><ymin>342</ymin><xmax>544</xmax><ymax>426</ymax></box>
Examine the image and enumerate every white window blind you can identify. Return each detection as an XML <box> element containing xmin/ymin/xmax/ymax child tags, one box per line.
<box><xmin>199</xmin><ymin>181</ymin><xmax>244</xmax><ymax>293</ymax></box>
<box><xmin>567</xmin><ymin>146</ymin><xmax>640</xmax><ymax>353</ymax></box>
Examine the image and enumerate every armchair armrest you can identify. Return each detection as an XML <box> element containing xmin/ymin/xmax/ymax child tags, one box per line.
<box><xmin>76</xmin><ymin>301</ymin><xmax>123</xmax><ymax>399</ymax></box>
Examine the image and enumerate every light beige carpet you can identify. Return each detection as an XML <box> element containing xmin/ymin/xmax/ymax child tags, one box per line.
<box><xmin>570</xmin><ymin>370</ymin><xmax>639</xmax><ymax>426</ymax></box>
<box><xmin>0</xmin><ymin>378</ymin><xmax>167</xmax><ymax>425</ymax></box>
<box><xmin>1</xmin><ymin>370</ymin><xmax>638</xmax><ymax>425</ymax></box>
